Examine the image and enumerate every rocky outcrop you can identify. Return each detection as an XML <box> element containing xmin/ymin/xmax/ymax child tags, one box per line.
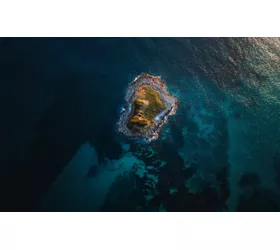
<box><xmin>117</xmin><ymin>73</ymin><xmax>178</xmax><ymax>142</ymax></box>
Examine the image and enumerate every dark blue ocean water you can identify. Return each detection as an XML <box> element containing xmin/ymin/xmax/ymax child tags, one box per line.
<box><xmin>1</xmin><ymin>38</ymin><xmax>280</xmax><ymax>211</ymax></box>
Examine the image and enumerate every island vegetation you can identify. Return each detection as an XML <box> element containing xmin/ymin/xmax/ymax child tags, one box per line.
<box><xmin>127</xmin><ymin>85</ymin><xmax>167</xmax><ymax>132</ymax></box>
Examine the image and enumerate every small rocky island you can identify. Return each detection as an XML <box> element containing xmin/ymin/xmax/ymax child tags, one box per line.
<box><xmin>117</xmin><ymin>73</ymin><xmax>178</xmax><ymax>142</ymax></box>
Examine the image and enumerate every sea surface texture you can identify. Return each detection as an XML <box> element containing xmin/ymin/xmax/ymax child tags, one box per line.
<box><xmin>1</xmin><ymin>38</ymin><xmax>280</xmax><ymax>211</ymax></box>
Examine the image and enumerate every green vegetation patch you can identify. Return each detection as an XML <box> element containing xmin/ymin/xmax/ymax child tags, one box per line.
<box><xmin>140</xmin><ymin>85</ymin><xmax>166</xmax><ymax>121</ymax></box>
<box><xmin>127</xmin><ymin>85</ymin><xmax>167</xmax><ymax>132</ymax></box>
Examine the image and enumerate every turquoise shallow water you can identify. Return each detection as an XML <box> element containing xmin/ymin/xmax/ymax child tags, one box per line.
<box><xmin>1</xmin><ymin>38</ymin><xmax>280</xmax><ymax>211</ymax></box>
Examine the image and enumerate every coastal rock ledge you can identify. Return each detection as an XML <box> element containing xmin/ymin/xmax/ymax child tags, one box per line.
<box><xmin>117</xmin><ymin>73</ymin><xmax>178</xmax><ymax>142</ymax></box>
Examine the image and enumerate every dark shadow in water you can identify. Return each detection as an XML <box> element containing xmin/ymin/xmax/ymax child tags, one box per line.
<box><xmin>87</xmin><ymin>164</ymin><xmax>98</xmax><ymax>178</ymax></box>
<box><xmin>237</xmin><ymin>172</ymin><xmax>280</xmax><ymax>212</ymax></box>
<box><xmin>0</xmin><ymin>38</ymin><xmax>128</xmax><ymax>211</ymax></box>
